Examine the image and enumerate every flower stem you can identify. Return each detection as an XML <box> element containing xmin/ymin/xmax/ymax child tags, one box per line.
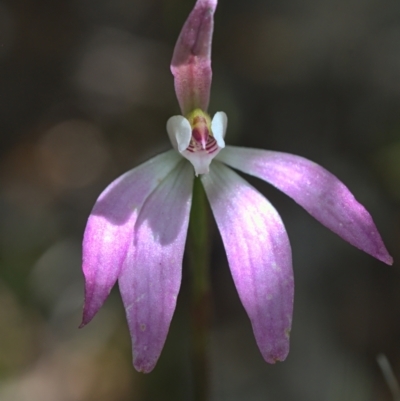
<box><xmin>188</xmin><ymin>177</ymin><xmax>211</xmax><ymax>401</ymax></box>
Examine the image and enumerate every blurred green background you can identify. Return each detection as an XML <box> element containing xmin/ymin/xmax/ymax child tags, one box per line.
<box><xmin>0</xmin><ymin>0</ymin><xmax>399</xmax><ymax>399</ymax></box>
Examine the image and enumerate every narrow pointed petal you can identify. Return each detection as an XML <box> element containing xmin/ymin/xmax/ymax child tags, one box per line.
<box><xmin>118</xmin><ymin>161</ymin><xmax>194</xmax><ymax>373</ymax></box>
<box><xmin>217</xmin><ymin>146</ymin><xmax>393</xmax><ymax>265</ymax></box>
<box><xmin>171</xmin><ymin>0</ymin><xmax>217</xmax><ymax>114</ymax></box>
<box><xmin>81</xmin><ymin>150</ymin><xmax>182</xmax><ymax>327</ymax></box>
<box><xmin>202</xmin><ymin>162</ymin><xmax>294</xmax><ymax>363</ymax></box>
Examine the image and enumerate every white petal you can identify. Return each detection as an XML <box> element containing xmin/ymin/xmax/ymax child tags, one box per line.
<box><xmin>182</xmin><ymin>149</ymin><xmax>216</xmax><ymax>176</ymax></box>
<box><xmin>166</xmin><ymin>115</ymin><xmax>192</xmax><ymax>152</ymax></box>
<box><xmin>211</xmin><ymin>111</ymin><xmax>227</xmax><ymax>147</ymax></box>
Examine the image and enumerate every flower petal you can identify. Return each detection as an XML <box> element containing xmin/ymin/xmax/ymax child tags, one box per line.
<box><xmin>171</xmin><ymin>0</ymin><xmax>217</xmax><ymax>114</ymax></box>
<box><xmin>118</xmin><ymin>161</ymin><xmax>194</xmax><ymax>373</ymax></box>
<box><xmin>217</xmin><ymin>146</ymin><xmax>393</xmax><ymax>265</ymax></box>
<box><xmin>166</xmin><ymin>115</ymin><xmax>192</xmax><ymax>152</ymax></box>
<box><xmin>81</xmin><ymin>150</ymin><xmax>182</xmax><ymax>327</ymax></box>
<box><xmin>211</xmin><ymin>111</ymin><xmax>227</xmax><ymax>147</ymax></box>
<box><xmin>182</xmin><ymin>148</ymin><xmax>217</xmax><ymax>176</ymax></box>
<box><xmin>201</xmin><ymin>162</ymin><xmax>294</xmax><ymax>363</ymax></box>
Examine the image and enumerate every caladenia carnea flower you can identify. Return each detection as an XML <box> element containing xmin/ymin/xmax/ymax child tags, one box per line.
<box><xmin>80</xmin><ymin>0</ymin><xmax>393</xmax><ymax>373</ymax></box>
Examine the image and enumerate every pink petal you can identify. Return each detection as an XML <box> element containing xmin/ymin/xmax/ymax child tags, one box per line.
<box><xmin>81</xmin><ymin>150</ymin><xmax>182</xmax><ymax>327</ymax></box>
<box><xmin>118</xmin><ymin>161</ymin><xmax>194</xmax><ymax>373</ymax></box>
<box><xmin>202</xmin><ymin>162</ymin><xmax>294</xmax><ymax>363</ymax></box>
<box><xmin>217</xmin><ymin>146</ymin><xmax>393</xmax><ymax>265</ymax></box>
<box><xmin>171</xmin><ymin>0</ymin><xmax>217</xmax><ymax>114</ymax></box>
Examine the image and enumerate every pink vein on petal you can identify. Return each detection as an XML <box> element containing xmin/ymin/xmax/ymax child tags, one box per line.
<box><xmin>81</xmin><ymin>150</ymin><xmax>182</xmax><ymax>327</ymax></box>
<box><xmin>217</xmin><ymin>146</ymin><xmax>393</xmax><ymax>265</ymax></box>
<box><xmin>118</xmin><ymin>161</ymin><xmax>194</xmax><ymax>373</ymax></box>
<box><xmin>202</xmin><ymin>161</ymin><xmax>294</xmax><ymax>363</ymax></box>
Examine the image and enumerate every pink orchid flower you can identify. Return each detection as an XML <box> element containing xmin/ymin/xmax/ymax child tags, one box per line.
<box><xmin>81</xmin><ymin>0</ymin><xmax>392</xmax><ymax>373</ymax></box>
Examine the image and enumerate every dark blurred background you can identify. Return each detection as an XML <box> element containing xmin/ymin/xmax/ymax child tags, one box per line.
<box><xmin>0</xmin><ymin>0</ymin><xmax>400</xmax><ymax>400</ymax></box>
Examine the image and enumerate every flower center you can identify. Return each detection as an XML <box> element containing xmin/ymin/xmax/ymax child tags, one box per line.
<box><xmin>191</xmin><ymin>115</ymin><xmax>209</xmax><ymax>149</ymax></box>
<box><xmin>166</xmin><ymin>109</ymin><xmax>227</xmax><ymax>176</ymax></box>
<box><xmin>186</xmin><ymin>109</ymin><xmax>218</xmax><ymax>154</ymax></box>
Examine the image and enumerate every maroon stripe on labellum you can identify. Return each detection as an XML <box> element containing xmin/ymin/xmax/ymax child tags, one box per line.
<box><xmin>186</xmin><ymin>135</ymin><xmax>218</xmax><ymax>153</ymax></box>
